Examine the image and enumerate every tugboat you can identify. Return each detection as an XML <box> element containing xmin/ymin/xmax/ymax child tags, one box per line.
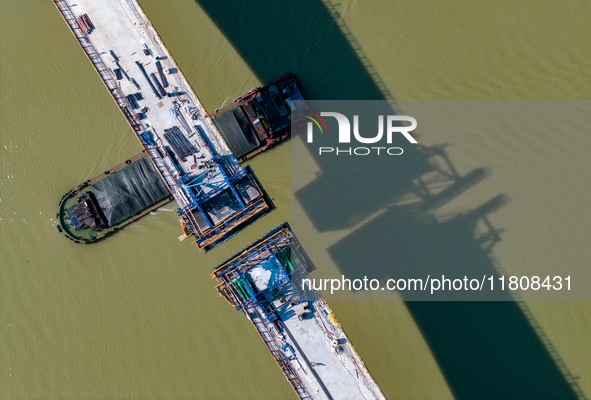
<box><xmin>56</xmin><ymin>151</ymin><xmax>172</xmax><ymax>243</ymax></box>
<box><xmin>212</xmin><ymin>73</ymin><xmax>308</xmax><ymax>162</ymax></box>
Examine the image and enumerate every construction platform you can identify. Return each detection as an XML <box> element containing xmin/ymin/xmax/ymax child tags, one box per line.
<box><xmin>56</xmin><ymin>73</ymin><xmax>302</xmax><ymax>244</ymax></box>
<box><xmin>56</xmin><ymin>151</ymin><xmax>172</xmax><ymax>244</ymax></box>
<box><xmin>213</xmin><ymin>224</ymin><xmax>386</xmax><ymax>400</ymax></box>
<box><xmin>53</xmin><ymin>0</ymin><xmax>273</xmax><ymax>251</ymax></box>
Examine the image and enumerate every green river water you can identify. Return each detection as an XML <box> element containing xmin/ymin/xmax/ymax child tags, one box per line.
<box><xmin>1</xmin><ymin>1</ymin><xmax>590</xmax><ymax>398</ymax></box>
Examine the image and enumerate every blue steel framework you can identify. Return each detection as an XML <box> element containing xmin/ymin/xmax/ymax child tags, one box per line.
<box><xmin>212</xmin><ymin>223</ymin><xmax>311</xmax><ymax>317</ymax></box>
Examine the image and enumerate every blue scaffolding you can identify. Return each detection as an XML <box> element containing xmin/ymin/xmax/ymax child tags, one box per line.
<box><xmin>214</xmin><ymin>225</ymin><xmax>304</xmax><ymax>317</ymax></box>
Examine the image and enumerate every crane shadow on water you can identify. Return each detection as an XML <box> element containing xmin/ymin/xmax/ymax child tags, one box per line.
<box><xmin>193</xmin><ymin>0</ymin><xmax>582</xmax><ymax>398</ymax></box>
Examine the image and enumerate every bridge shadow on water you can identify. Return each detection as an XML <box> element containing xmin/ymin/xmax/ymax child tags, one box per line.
<box><xmin>194</xmin><ymin>1</ymin><xmax>581</xmax><ymax>398</ymax></box>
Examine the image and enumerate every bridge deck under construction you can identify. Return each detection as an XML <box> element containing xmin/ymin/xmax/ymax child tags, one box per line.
<box><xmin>53</xmin><ymin>2</ymin><xmax>386</xmax><ymax>398</ymax></box>
<box><xmin>53</xmin><ymin>0</ymin><xmax>273</xmax><ymax>251</ymax></box>
<box><xmin>213</xmin><ymin>224</ymin><xmax>386</xmax><ymax>400</ymax></box>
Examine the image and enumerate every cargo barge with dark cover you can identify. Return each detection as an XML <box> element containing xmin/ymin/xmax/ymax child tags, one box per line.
<box><xmin>56</xmin><ymin>152</ymin><xmax>172</xmax><ymax>244</ymax></box>
<box><xmin>213</xmin><ymin>73</ymin><xmax>307</xmax><ymax>162</ymax></box>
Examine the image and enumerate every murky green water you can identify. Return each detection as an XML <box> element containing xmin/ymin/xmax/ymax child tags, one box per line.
<box><xmin>1</xmin><ymin>0</ymin><xmax>590</xmax><ymax>398</ymax></box>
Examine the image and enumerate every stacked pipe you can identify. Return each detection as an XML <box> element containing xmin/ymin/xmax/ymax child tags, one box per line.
<box><xmin>126</xmin><ymin>93</ymin><xmax>143</xmax><ymax>109</ymax></box>
<box><xmin>156</xmin><ymin>61</ymin><xmax>169</xmax><ymax>88</ymax></box>
<box><xmin>135</xmin><ymin>61</ymin><xmax>161</xmax><ymax>99</ymax></box>
<box><xmin>76</xmin><ymin>13</ymin><xmax>94</xmax><ymax>35</ymax></box>
<box><xmin>164</xmin><ymin>126</ymin><xmax>197</xmax><ymax>161</ymax></box>
<box><xmin>150</xmin><ymin>72</ymin><xmax>167</xmax><ymax>97</ymax></box>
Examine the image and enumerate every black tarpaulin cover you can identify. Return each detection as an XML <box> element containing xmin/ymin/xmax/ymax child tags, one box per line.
<box><xmin>90</xmin><ymin>157</ymin><xmax>170</xmax><ymax>226</ymax></box>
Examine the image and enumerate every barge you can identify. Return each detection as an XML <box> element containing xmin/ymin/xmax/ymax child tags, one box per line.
<box><xmin>213</xmin><ymin>224</ymin><xmax>386</xmax><ymax>400</ymax></box>
<box><xmin>53</xmin><ymin>0</ymin><xmax>274</xmax><ymax>251</ymax></box>
<box><xmin>56</xmin><ymin>152</ymin><xmax>172</xmax><ymax>244</ymax></box>
<box><xmin>213</xmin><ymin>73</ymin><xmax>308</xmax><ymax>162</ymax></box>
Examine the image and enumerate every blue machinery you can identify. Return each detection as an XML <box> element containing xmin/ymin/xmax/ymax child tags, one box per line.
<box><xmin>175</xmin><ymin>127</ymin><xmax>273</xmax><ymax>251</ymax></box>
<box><xmin>137</xmin><ymin>115</ymin><xmax>273</xmax><ymax>251</ymax></box>
<box><xmin>213</xmin><ymin>224</ymin><xmax>311</xmax><ymax>316</ymax></box>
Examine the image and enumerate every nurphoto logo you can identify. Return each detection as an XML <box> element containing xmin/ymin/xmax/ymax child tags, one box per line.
<box><xmin>306</xmin><ymin>111</ymin><xmax>418</xmax><ymax>156</ymax></box>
